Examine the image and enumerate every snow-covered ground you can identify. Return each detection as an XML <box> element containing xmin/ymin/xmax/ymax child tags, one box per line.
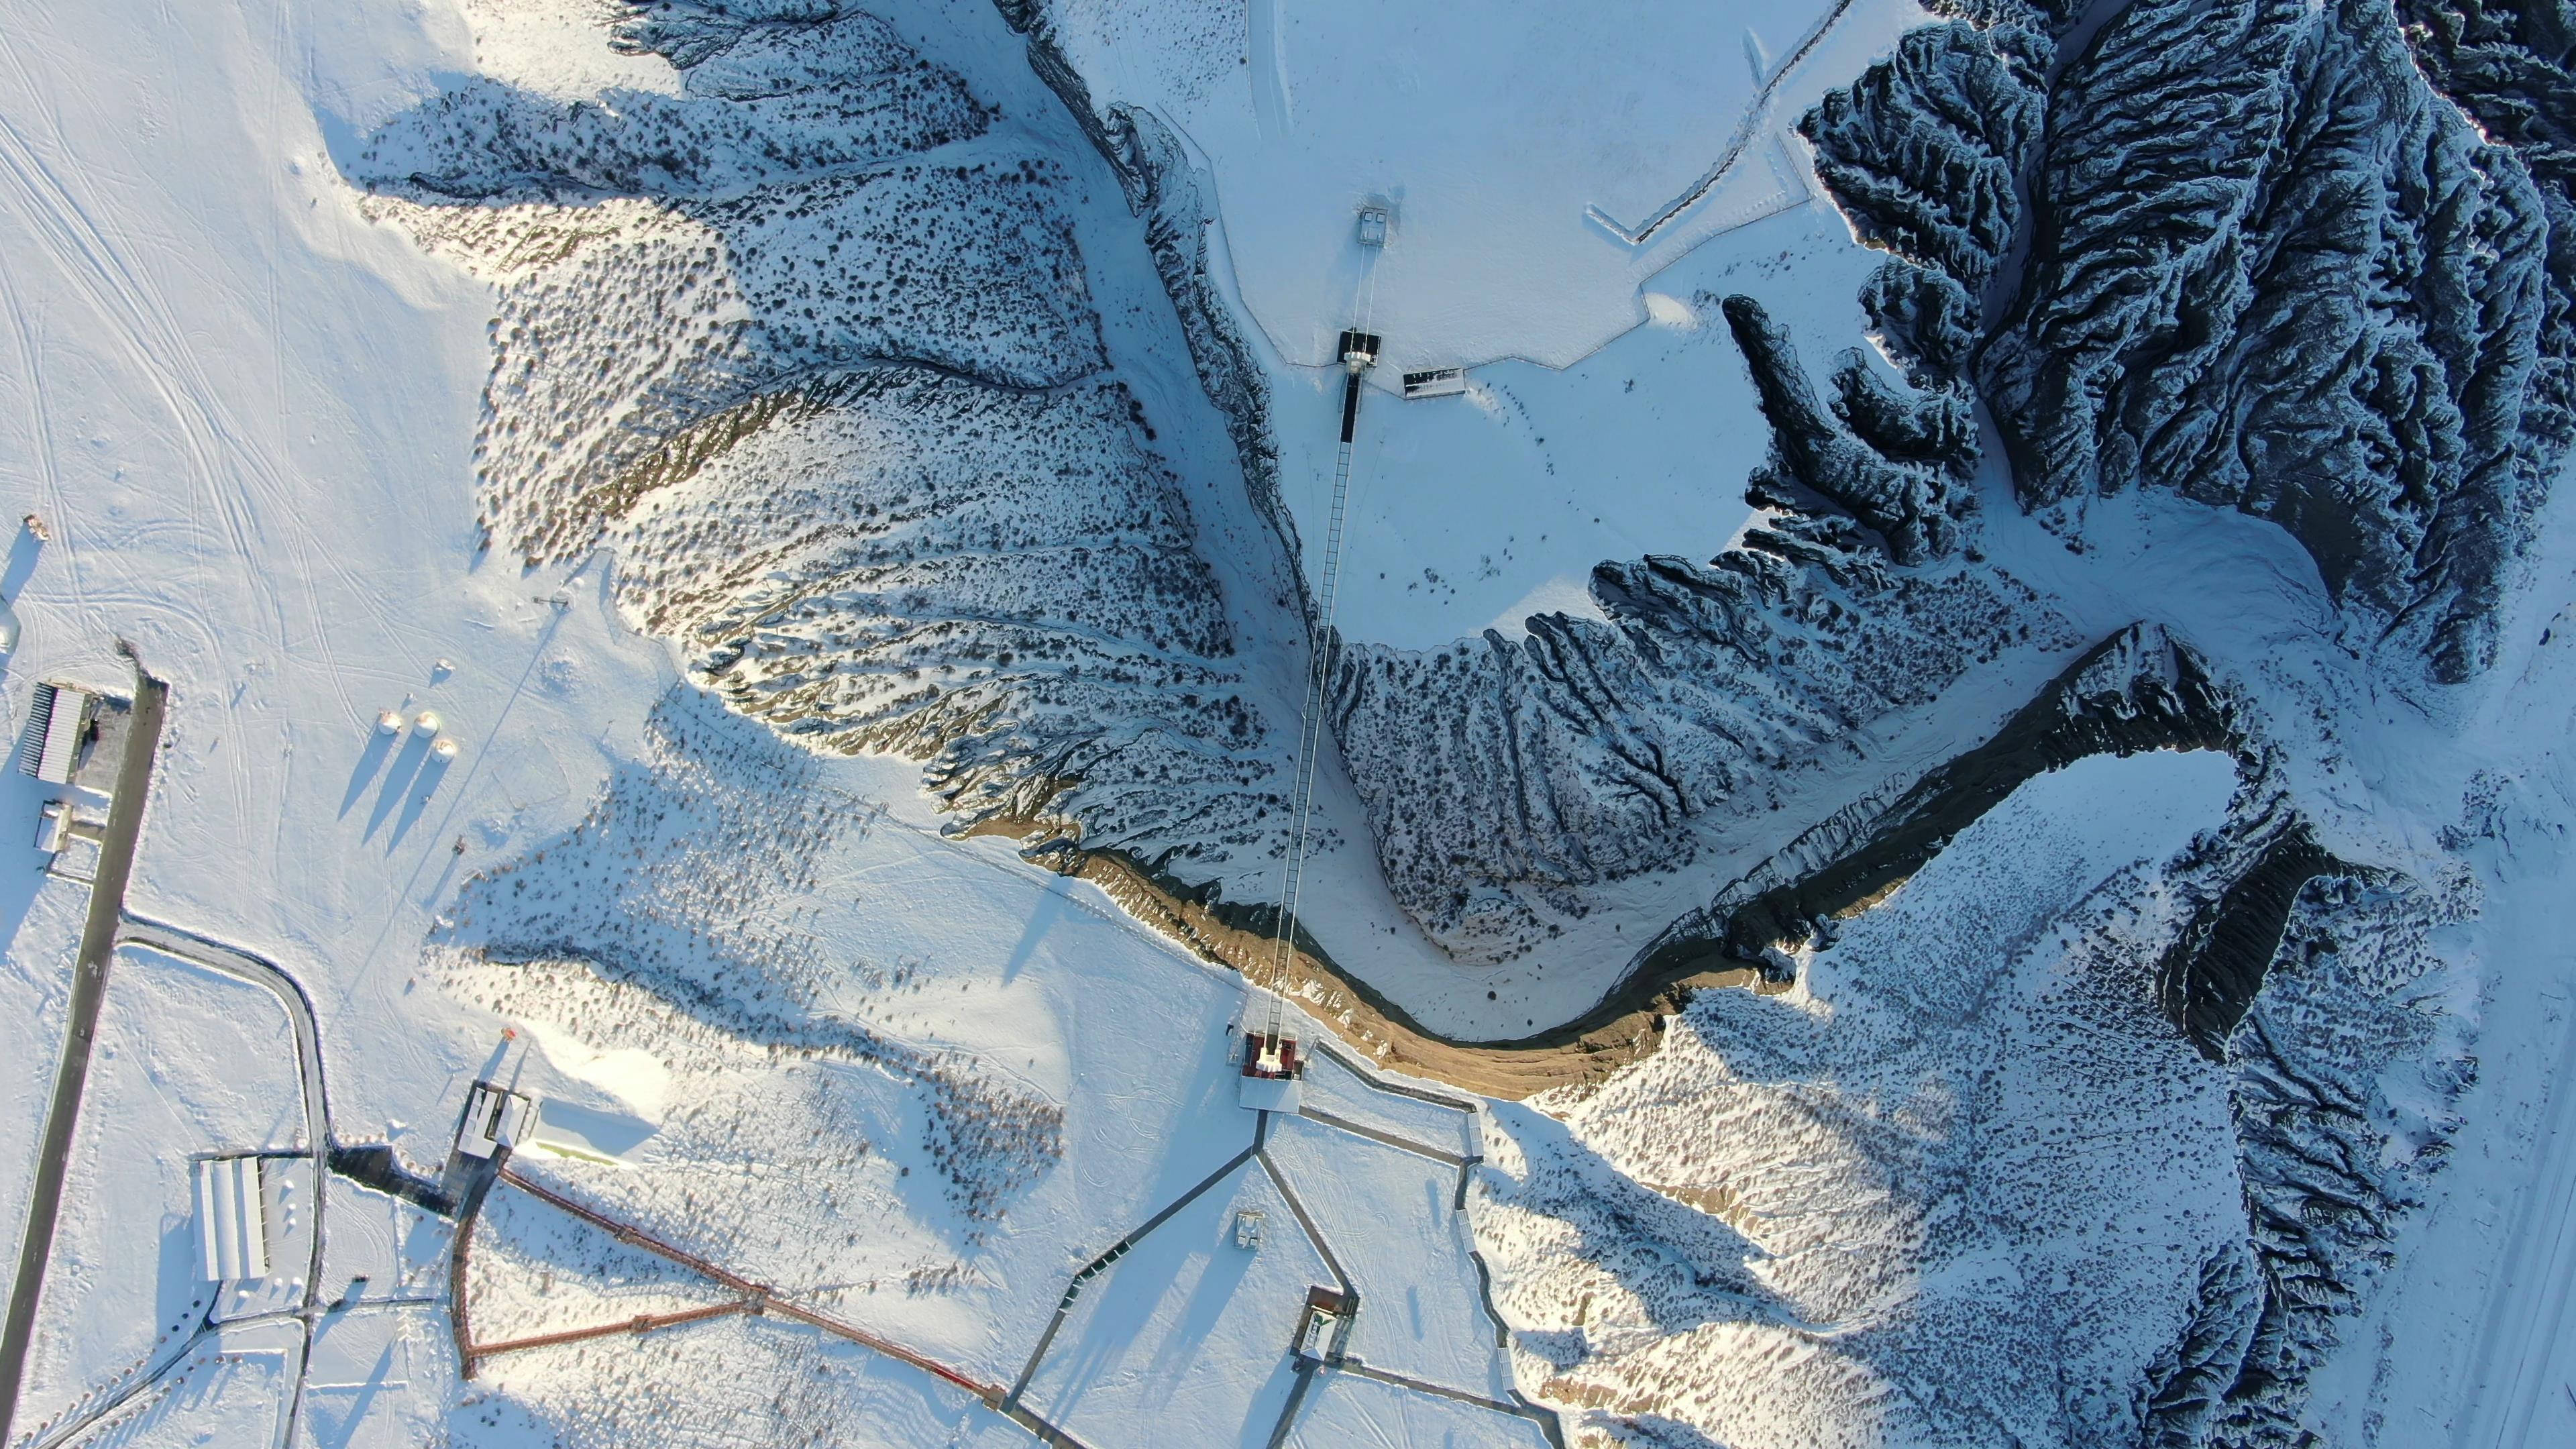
<box><xmin>1040</xmin><ymin>0</ymin><xmax>1934</xmax><ymax>648</ymax></box>
<box><xmin>1479</xmin><ymin>751</ymin><xmax>2252</xmax><ymax>1441</ymax></box>
<box><xmin>4</xmin><ymin>0</ymin><xmax>2576</xmax><ymax>1446</ymax></box>
<box><xmin>0</xmin><ymin>9</ymin><xmax>1560</xmax><ymax>1442</ymax></box>
<box><xmin>1271</xmin><ymin>203</ymin><xmax>1890</xmax><ymax>650</ymax></box>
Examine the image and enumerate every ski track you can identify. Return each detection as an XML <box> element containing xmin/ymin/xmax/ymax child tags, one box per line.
<box><xmin>0</xmin><ymin>28</ymin><xmax>430</xmax><ymax>851</ymax></box>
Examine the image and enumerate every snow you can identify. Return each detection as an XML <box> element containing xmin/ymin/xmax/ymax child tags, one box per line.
<box><xmin>317</xmin><ymin>1178</ymin><xmax>452</xmax><ymax>1310</ymax></box>
<box><xmin>1044</xmin><ymin>0</ymin><xmax>1935</xmax><ymax>647</ymax></box>
<box><xmin>1477</xmin><ymin>750</ymin><xmax>2249</xmax><ymax>1444</ymax></box>
<box><xmin>1048</xmin><ymin>0</ymin><xmax>1907</xmax><ymax>374</ymax></box>
<box><xmin>1295</xmin><ymin>1049</ymin><xmax>1477</xmax><ymax>1163</ymax></box>
<box><xmin>0</xmin><ymin>879</ymin><xmax>85</xmax><ymax>1297</ymax></box>
<box><xmin>1013</xmin><ymin>1161</ymin><xmax>1320</xmax><ymax>1444</ymax></box>
<box><xmin>1271</xmin><ymin>204</ymin><xmax>1894</xmax><ymax>649</ymax></box>
<box><xmin>15</xmin><ymin>947</ymin><xmax>317</xmax><ymax>1442</ymax></box>
<box><xmin>1</xmin><ymin>0</ymin><xmax>2572</xmax><ymax>1443</ymax></box>
<box><xmin>1263</xmin><ymin>1114</ymin><xmax>1505</xmax><ymax>1398</ymax></box>
<box><xmin>0</xmin><ymin>0</ymin><xmax>1623</xmax><ymax>1430</ymax></box>
<box><xmin>299</xmin><ymin>1309</ymin><xmax>445</xmax><ymax>1448</ymax></box>
<box><xmin>61</xmin><ymin>1322</ymin><xmax>299</xmax><ymax>1449</ymax></box>
<box><xmin>1289</xmin><ymin>1369</ymin><xmax>1554</xmax><ymax>1449</ymax></box>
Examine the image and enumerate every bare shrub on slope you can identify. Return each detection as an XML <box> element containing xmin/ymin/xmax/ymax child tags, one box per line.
<box><xmin>350</xmin><ymin>0</ymin><xmax>1285</xmax><ymax>873</ymax></box>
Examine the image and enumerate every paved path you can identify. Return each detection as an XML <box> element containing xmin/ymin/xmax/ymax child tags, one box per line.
<box><xmin>0</xmin><ymin>672</ymin><xmax>166</xmax><ymax>1446</ymax></box>
<box><xmin>117</xmin><ymin>916</ymin><xmax>334</xmax><ymax>1448</ymax></box>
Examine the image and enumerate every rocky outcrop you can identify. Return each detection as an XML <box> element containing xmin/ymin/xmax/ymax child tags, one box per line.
<box><xmin>1321</xmin><ymin>259</ymin><xmax>2059</xmax><ymax>963</ymax></box>
<box><xmin>1980</xmin><ymin>0</ymin><xmax>2569</xmax><ymax>684</ymax></box>
<box><xmin>1328</xmin><ymin>553</ymin><xmax>2051</xmax><ymax>962</ymax></box>
<box><xmin>1725</xmin><ymin>295</ymin><xmax>1975</xmax><ymax>564</ymax></box>
<box><xmin>1801</xmin><ymin>11</ymin><xmax>2051</xmax><ymax>396</ymax></box>
<box><xmin>2141</xmin><ymin>871</ymin><xmax>2477</xmax><ymax>1441</ymax></box>
<box><xmin>2394</xmin><ymin>0</ymin><xmax>2576</xmax><ymax>535</ymax></box>
<box><xmin>1792</xmin><ymin>0</ymin><xmax>2576</xmax><ymax>686</ymax></box>
<box><xmin>1800</xmin><ymin>19</ymin><xmax>2050</xmax><ymax>306</ymax></box>
<box><xmin>1118</xmin><ymin>108</ymin><xmax>1297</xmax><ymax>583</ymax></box>
<box><xmin>2153</xmin><ymin>799</ymin><xmax>2338</xmax><ymax>1059</ymax></box>
<box><xmin>1644</xmin><ymin>621</ymin><xmax>2241</xmax><ymax>975</ymax></box>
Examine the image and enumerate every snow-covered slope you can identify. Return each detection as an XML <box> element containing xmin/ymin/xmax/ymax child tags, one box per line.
<box><xmin>347</xmin><ymin>0</ymin><xmax>1303</xmax><ymax>884</ymax></box>
<box><xmin>7</xmin><ymin>0</ymin><xmax>2576</xmax><ymax>1445</ymax></box>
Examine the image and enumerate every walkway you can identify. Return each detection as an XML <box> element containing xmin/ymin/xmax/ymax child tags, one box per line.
<box><xmin>994</xmin><ymin>1049</ymin><xmax>1562</xmax><ymax>1449</ymax></box>
<box><xmin>0</xmin><ymin>667</ymin><xmax>167</xmax><ymax>1446</ymax></box>
<box><xmin>0</xmin><ymin>663</ymin><xmax>1560</xmax><ymax>1448</ymax></box>
<box><xmin>460</xmin><ymin>1164</ymin><xmax>1087</xmax><ymax>1447</ymax></box>
<box><xmin>114</xmin><ymin>917</ymin><xmax>337</xmax><ymax>1448</ymax></box>
<box><xmin>460</xmin><ymin>1042</ymin><xmax>1560</xmax><ymax>1448</ymax></box>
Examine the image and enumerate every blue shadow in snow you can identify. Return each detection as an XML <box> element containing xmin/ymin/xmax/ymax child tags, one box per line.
<box><xmin>386</xmin><ymin>751</ymin><xmax>453</xmax><ymax>850</ymax></box>
<box><xmin>0</xmin><ymin>527</ymin><xmax>41</xmax><ymax>601</ymax></box>
<box><xmin>363</xmin><ymin>733</ymin><xmax>432</xmax><ymax>841</ymax></box>
<box><xmin>341</xmin><ymin>727</ymin><xmax>396</xmax><ymax>817</ymax></box>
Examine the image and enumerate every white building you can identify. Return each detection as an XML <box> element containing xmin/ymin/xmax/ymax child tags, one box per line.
<box><xmin>1401</xmin><ymin>367</ymin><xmax>1467</xmax><ymax>399</ymax></box>
<box><xmin>33</xmin><ymin>799</ymin><xmax>67</xmax><ymax>855</ymax></box>
<box><xmin>455</xmin><ymin>1081</ymin><xmax>533</xmax><ymax>1159</ymax></box>
<box><xmin>20</xmin><ymin>682</ymin><xmax>91</xmax><ymax>785</ymax></box>
<box><xmin>193</xmin><ymin>1155</ymin><xmax>271</xmax><ymax>1283</ymax></box>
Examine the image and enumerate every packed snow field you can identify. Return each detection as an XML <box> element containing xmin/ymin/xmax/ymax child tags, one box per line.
<box><xmin>3</xmin><ymin>1</ymin><xmax>2576</xmax><ymax>1448</ymax></box>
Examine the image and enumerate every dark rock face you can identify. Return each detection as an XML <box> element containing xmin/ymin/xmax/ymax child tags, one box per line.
<box><xmin>1724</xmin><ymin>296</ymin><xmax>1976</xmax><ymax>565</ymax></box>
<box><xmin>1644</xmin><ymin>621</ymin><xmax>2241</xmax><ymax>977</ymax></box>
<box><xmin>1328</xmin><ymin>494</ymin><xmax>2055</xmax><ymax>964</ymax></box>
<box><xmin>1800</xmin><ymin>19</ymin><xmax>2051</xmax><ymax>307</ymax></box>
<box><xmin>2153</xmin><ymin>800</ymin><xmax>2337</xmax><ymax>1061</ymax></box>
<box><xmin>2139</xmin><ymin>872</ymin><xmax>2475</xmax><ymax>1442</ymax></box>
<box><xmin>1800</xmin><ymin>12</ymin><xmax>2051</xmax><ymax>394</ymax></box>
<box><xmin>2395</xmin><ymin>0</ymin><xmax>2576</xmax><ymax>550</ymax></box>
<box><xmin>1979</xmin><ymin>0</ymin><xmax>2570</xmax><ymax>682</ymax></box>
<box><xmin>1795</xmin><ymin>0</ymin><xmax>2576</xmax><ymax>685</ymax></box>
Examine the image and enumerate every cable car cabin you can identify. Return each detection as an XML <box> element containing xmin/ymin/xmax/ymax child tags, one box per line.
<box><xmin>1244</xmin><ymin>1026</ymin><xmax>1301</xmax><ymax>1080</ymax></box>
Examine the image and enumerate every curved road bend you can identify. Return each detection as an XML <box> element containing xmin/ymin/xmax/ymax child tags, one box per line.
<box><xmin>0</xmin><ymin>670</ymin><xmax>168</xmax><ymax>1446</ymax></box>
<box><xmin>116</xmin><ymin>917</ymin><xmax>335</xmax><ymax>1448</ymax></box>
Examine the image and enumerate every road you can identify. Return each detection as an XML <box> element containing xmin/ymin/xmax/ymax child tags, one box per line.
<box><xmin>0</xmin><ymin>669</ymin><xmax>167</xmax><ymax>1445</ymax></box>
<box><xmin>116</xmin><ymin>915</ymin><xmax>334</xmax><ymax>1449</ymax></box>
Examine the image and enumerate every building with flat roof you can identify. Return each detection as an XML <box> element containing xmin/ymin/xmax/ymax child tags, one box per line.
<box><xmin>16</xmin><ymin>680</ymin><xmax>131</xmax><ymax>797</ymax></box>
<box><xmin>455</xmin><ymin>1082</ymin><xmax>533</xmax><ymax>1159</ymax></box>
<box><xmin>193</xmin><ymin>1155</ymin><xmax>272</xmax><ymax>1283</ymax></box>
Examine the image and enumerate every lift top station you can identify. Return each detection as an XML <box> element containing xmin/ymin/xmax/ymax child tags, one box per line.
<box><xmin>456</xmin><ymin>1081</ymin><xmax>535</xmax><ymax>1159</ymax></box>
<box><xmin>1337</xmin><ymin>328</ymin><xmax>1381</xmax><ymax>443</ymax></box>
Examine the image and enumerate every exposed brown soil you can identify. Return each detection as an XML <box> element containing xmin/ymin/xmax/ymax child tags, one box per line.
<box><xmin>962</xmin><ymin>810</ymin><xmax>1773</xmax><ymax>1098</ymax></box>
<box><xmin>979</xmin><ymin>624</ymin><xmax>2255</xmax><ymax>1101</ymax></box>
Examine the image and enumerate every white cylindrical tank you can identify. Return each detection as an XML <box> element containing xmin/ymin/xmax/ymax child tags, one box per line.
<box><xmin>376</xmin><ymin>708</ymin><xmax>405</xmax><ymax>735</ymax></box>
<box><xmin>411</xmin><ymin>710</ymin><xmax>441</xmax><ymax>737</ymax></box>
<box><xmin>431</xmin><ymin>737</ymin><xmax>460</xmax><ymax>761</ymax></box>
